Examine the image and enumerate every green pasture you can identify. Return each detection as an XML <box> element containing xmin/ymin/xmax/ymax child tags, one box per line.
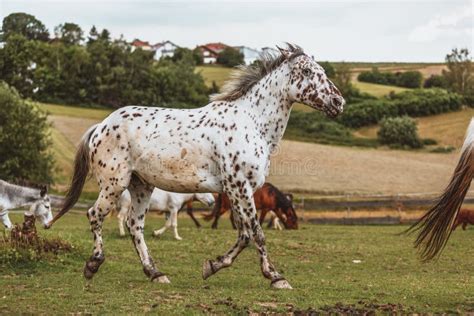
<box><xmin>1</xmin><ymin>213</ymin><xmax>473</xmax><ymax>314</ymax></box>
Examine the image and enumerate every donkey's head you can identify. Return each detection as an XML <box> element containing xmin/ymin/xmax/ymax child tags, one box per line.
<box><xmin>28</xmin><ymin>185</ymin><xmax>53</xmax><ymax>228</ymax></box>
<box><xmin>280</xmin><ymin>44</ymin><xmax>345</xmax><ymax>117</ymax></box>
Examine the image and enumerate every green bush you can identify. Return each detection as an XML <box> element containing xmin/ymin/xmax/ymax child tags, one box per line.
<box><xmin>340</xmin><ymin>89</ymin><xmax>462</xmax><ymax>128</ymax></box>
<box><xmin>0</xmin><ymin>82</ymin><xmax>54</xmax><ymax>183</ymax></box>
<box><xmin>424</xmin><ymin>74</ymin><xmax>448</xmax><ymax>89</ymax></box>
<box><xmin>358</xmin><ymin>69</ymin><xmax>423</xmax><ymax>88</ymax></box>
<box><xmin>217</xmin><ymin>47</ymin><xmax>244</xmax><ymax>67</ymax></box>
<box><xmin>377</xmin><ymin>116</ymin><xmax>422</xmax><ymax>149</ymax></box>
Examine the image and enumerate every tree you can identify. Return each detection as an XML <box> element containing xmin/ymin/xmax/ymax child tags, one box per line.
<box><xmin>0</xmin><ymin>34</ymin><xmax>36</xmax><ymax>97</ymax></box>
<box><xmin>1</xmin><ymin>13</ymin><xmax>49</xmax><ymax>42</ymax></box>
<box><xmin>378</xmin><ymin>116</ymin><xmax>422</xmax><ymax>149</ymax></box>
<box><xmin>0</xmin><ymin>82</ymin><xmax>54</xmax><ymax>183</ymax></box>
<box><xmin>333</xmin><ymin>62</ymin><xmax>360</xmax><ymax>99</ymax></box>
<box><xmin>217</xmin><ymin>47</ymin><xmax>244</xmax><ymax>67</ymax></box>
<box><xmin>443</xmin><ymin>48</ymin><xmax>473</xmax><ymax>97</ymax></box>
<box><xmin>54</xmin><ymin>22</ymin><xmax>83</xmax><ymax>45</ymax></box>
<box><xmin>171</xmin><ymin>47</ymin><xmax>203</xmax><ymax>65</ymax></box>
<box><xmin>424</xmin><ymin>74</ymin><xmax>448</xmax><ymax>89</ymax></box>
<box><xmin>318</xmin><ymin>61</ymin><xmax>336</xmax><ymax>78</ymax></box>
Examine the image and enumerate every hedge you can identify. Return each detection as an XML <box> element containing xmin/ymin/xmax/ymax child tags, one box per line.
<box><xmin>358</xmin><ymin>70</ymin><xmax>423</xmax><ymax>88</ymax></box>
<box><xmin>340</xmin><ymin>89</ymin><xmax>462</xmax><ymax>128</ymax></box>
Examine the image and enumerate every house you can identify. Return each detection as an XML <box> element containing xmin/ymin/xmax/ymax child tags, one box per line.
<box><xmin>233</xmin><ymin>46</ymin><xmax>260</xmax><ymax>65</ymax></box>
<box><xmin>130</xmin><ymin>39</ymin><xmax>153</xmax><ymax>52</ymax></box>
<box><xmin>197</xmin><ymin>42</ymin><xmax>230</xmax><ymax>64</ymax></box>
<box><xmin>131</xmin><ymin>39</ymin><xmax>179</xmax><ymax>60</ymax></box>
<box><xmin>153</xmin><ymin>40</ymin><xmax>179</xmax><ymax>59</ymax></box>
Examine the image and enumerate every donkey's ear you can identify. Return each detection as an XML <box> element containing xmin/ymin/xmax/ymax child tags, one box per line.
<box><xmin>276</xmin><ymin>45</ymin><xmax>291</xmax><ymax>59</ymax></box>
<box><xmin>40</xmin><ymin>185</ymin><xmax>48</xmax><ymax>197</ymax></box>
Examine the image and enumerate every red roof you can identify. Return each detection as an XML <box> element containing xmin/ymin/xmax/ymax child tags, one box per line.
<box><xmin>200</xmin><ymin>42</ymin><xmax>230</xmax><ymax>54</ymax></box>
<box><xmin>131</xmin><ymin>39</ymin><xmax>151</xmax><ymax>47</ymax></box>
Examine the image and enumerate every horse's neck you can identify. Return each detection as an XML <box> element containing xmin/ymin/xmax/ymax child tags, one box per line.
<box><xmin>236</xmin><ymin>65</ymin><xmax>293</xmax><ymax>150</ymax></box>
<box><xmin>2</xmin><ymin>182</ymin><xmax>39</xmax><ymax>208</ymax></box>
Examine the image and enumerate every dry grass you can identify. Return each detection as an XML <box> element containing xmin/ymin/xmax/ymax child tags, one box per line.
<box><xmin>355</xmin><ymin>108</ymin><xmax>474</xmax><ymax>148</ymax></box>
<box><xmin>267</xmin><ymin>140</ymin><xmax>471</xmax><ymax>196</ymax></box>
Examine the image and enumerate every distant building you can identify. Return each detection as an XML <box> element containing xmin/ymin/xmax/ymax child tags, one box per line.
<box><xmin>197</xmin><ymin>42</ymin><xmax>230</xmax><ymax>64</ymax></box>
<box><xmin>130</xmin><ymin>39</ymin><xmax>153</xmax><ymax>51</ymax></box>
<box><xmin>153</xmin><ymin>40</ymin><xmax>180</xmax><ymax>59</ymax></box>
<box><xmin>131</xmin><ymin>39</ymin><xmax>180</xmax><ymax>60</ymax></box>
<box><xmin>233</xmin><ymin>46</ymin><xmax>260</xmax><ymax>65</ymax></box>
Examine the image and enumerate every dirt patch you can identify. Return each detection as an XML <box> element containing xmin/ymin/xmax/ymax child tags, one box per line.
<box><xmin>291</xmin><ymin>301</ymin><xmax>409</xmax><ymax>315</ymax></box>
<box><xmin>1</xmin><ymin>214</ymin><xmax>73</xmax><ymax>263</ymax></box>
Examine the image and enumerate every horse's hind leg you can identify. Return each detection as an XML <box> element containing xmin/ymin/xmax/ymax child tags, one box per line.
<box><xmin>84</xmin><ymin>186</ymin><xmax>125</xmax><ymax>279</ymax></box>
<box><xmin>127</xmin><ymin>176</ymin><xmax>169</xmax><ymax>283</ymax></box>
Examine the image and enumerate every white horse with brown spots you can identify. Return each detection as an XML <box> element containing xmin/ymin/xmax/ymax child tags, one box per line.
<box><xmin>47</xmin><ymin>44</ymin><xmax>344</xmax><ymax>289</ymax></box>
<box><xmin>116</xmin><ymin>188</ymin><xmax>214</xmax><ymax>239</ymax></box>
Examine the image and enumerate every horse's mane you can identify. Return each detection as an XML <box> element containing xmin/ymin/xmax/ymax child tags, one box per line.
<box><xmin>210</xmin><ymin>44</ymin><xmax>305</xmax><ymax>102</ymax></box>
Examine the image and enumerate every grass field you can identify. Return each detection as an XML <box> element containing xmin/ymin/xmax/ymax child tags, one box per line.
<box><xmin>1</xmin><ymin>213</ymin><xmax>473</xmax><ymax>314</ymax></box>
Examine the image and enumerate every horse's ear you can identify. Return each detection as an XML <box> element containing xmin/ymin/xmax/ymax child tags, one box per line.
<box><xmin>40</xmin><ymin>185</ymin><xmax>48</xmax><ymax>197</ymax></box>
<box><xmin>276</xmin><ymin>45</ymin><xmax>290</xmax><ymax>59</ymax></box>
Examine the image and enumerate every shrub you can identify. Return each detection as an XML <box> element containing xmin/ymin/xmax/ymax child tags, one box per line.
<box><xmin>217</xmin><ymin>47</ymin><xmax>244</xmax><ymax>67</ymax></box>
<box><xmin>358</xmin><ymin>69</ymin><xmax>423</xmax><ymax>88</ymax></box>
<box><xmin>424</xmin><ymin>74</ymin><xmax>448</xmax><ymax>89</ymax></box>
<box><xmin>340</xmin><ymin>89</ymin><xmax>462</xmax><ymax>128</ymax></box>
<box><xmin>0</xmin><ymin>82</ymin><xmax>54</xmax><ymax>183</ymax></box>
<box><xmin>377</xmin><ymin>116</ymin><xmax>422</xmax><ymax>149</ymax></box>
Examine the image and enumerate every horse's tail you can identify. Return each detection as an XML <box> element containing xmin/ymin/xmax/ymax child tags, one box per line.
<box><xmin>408</xmin><ymin>118</ymin><xmax>474</xmax><ymax>261</ymax></box>
<box><xmin>46</xmin><ymin>124</ymin><xmax>98</xmax><ymax>228</ymax></box>
<box><xmin>203</xmin><ymin>194</ymin><xmax>221</xmax><ymax>221</ymax></box>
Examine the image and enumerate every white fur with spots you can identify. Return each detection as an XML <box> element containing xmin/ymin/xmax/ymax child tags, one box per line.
<box><xmin>49</xmin><ymin>45</ymin><xmax>345</xmax><ymax>288</ymax></box>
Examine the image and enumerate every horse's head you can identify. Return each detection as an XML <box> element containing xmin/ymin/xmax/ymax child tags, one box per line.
<box><xmin>280</xmin><ymin>44</ymin><xmax>345</xmax><ymax>117</ymax></box>
<box><xmin>29</xmin><ymin>185</ymin><xmax>53</xmax><ymax>228</ymax></box>
<box><xmin>195</xmin><ymin>193</ymin><xmax>215</xmax><ymax>207</ymax></box>
<box><xmin>282</xmin><ymin>204</ymin><xmax>298</xmax><ymax>230</ymax></box>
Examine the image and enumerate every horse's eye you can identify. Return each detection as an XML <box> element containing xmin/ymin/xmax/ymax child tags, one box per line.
<box><xmin>302</xmin><ymin>68</ymin><xmax>312</xmax><ymax>76</ymax></box>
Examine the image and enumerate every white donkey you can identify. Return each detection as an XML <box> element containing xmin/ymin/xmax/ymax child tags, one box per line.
<box><xmin>47</xmin><ymin>44</ymin><xmax>344</xmax><ymax>289</ymax></box>
<box><xmin>117</xmin><ymin>188</ymin><xmax>214</xmax><ymax>239</ymax></box>
<box><xmin>0</xmin><ymin>179</ymin><xmax>52</xmax><ymax>229</ymax></box>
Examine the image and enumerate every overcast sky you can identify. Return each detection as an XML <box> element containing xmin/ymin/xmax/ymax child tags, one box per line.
<box><xmin>1</xmin><ymin>0</ymin><xmax>472</xmax><ymax>62</ymax></box>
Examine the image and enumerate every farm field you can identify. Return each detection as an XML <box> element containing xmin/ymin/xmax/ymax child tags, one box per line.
<box><xmin>1</xmin><ymin>213</ymin><xmax>473</xmax><ymax>314</ymax></box>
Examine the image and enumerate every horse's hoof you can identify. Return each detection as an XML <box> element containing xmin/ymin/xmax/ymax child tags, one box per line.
<box><xmin>175</xmin><ymin>236</ymin><xmax>183</xmax><ymax>241</ymax></box>
<box><xmin>271</xmin><ymin>279</ymin><xmax>293</xmax><ymax>289</ymax></box>
<box><xmin>152</xmin><ymin>231</ymin><xmax>162</xmax><ymax>238</ymax></box>
<box><xmin>202</xmin><ymin>260</ymin><xmax>214</xmax><ymax>280</ymax></box>
<box><xmin>152</xmin><ymin>275</ymin><xmax>171</xmax><ymax>284</ymax></box>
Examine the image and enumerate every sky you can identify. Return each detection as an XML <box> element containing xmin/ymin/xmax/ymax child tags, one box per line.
<box><xmin>1</xmin><ymin>0</ymin><xmax>472</xmax><ymax>62</ymax></box>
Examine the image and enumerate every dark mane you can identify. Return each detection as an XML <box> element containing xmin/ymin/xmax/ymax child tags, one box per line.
<box><xmin>210</xmin><ymin>44</ymin><xmax>304</xmax><ymax>102</ymax></box>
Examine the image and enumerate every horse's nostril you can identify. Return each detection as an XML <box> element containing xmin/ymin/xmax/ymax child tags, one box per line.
<box><xmin>331</xmin><ymin>96</ymin><xmax>343</xmax><ymax>108</ymax></box>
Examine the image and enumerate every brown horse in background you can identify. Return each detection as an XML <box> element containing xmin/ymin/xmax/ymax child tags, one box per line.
<box><xmin>452</xmin><ymin>208</ymin><xmax>474</xmax><ymax>231</ymax></box>
<box><xmin>204</xmin><ymin>183</ymin><xmax>298</xmax><ymax>229</ymax></box>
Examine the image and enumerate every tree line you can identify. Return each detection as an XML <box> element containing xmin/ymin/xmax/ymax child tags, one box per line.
<box><xmin>0</xmin><ymin>13</ymin><xmax>212</xmax><ymax>108</ymax></box>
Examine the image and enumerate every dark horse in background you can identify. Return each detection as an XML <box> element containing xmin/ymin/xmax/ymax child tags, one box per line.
<box><xmin>452</xmin><ymin>208</ymin><xmax>474</xmax><ymax>231</ymax></box>
<box><xmin>204</xmin><ymin>183</ymin><xmax>298</xmax><ymax>229</ymax></box>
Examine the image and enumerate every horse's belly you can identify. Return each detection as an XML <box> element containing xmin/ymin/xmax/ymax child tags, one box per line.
<box><xmin>133</xmin><ymin>148</ymin><xmax>222</xmax><ymax>193</ymax></box>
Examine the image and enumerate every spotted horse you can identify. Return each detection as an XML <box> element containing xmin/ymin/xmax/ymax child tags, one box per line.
<box><xmin>47</xmin><ymin>44</ymin><xmax>345</xmax><ymax>289</ymax></box>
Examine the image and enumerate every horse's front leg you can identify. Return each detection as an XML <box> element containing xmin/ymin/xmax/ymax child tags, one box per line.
<box><xmin>202</xmin><ymin>194</ymin><xmax>251</xmax><ymax>279</ymax></box>
<box><xmin>128</xmin><ymin>177</ymin><xmax>169</xmax><ymax>283</ymax></box>
<box><xmin>259</xmin><ymin>209</ymin><xmax>268</xmax><ymax>225</ymax></box>
<box><xmin>250</xmin><ymin>210</ymin><xmax>292</xmax><ymax>288</ymax></box>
